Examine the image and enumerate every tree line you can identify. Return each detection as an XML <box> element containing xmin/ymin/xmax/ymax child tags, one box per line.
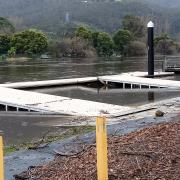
<box><xmin>0</xmin><ymin>17</ymin><xmax>48</xmax><ymax>58</ymax></box>
<box><xmin>49</xmin><ymin>15</ymin><xmax>180</xmax><ymax>58</ymax></box>
<box><xmin>0</xmin><ymin>15</ymin><xmax>179</xmax><ymax>59</ymax></box>
<box><xmin>0</xmin><ymin>30</ymin><xmax>48</xmax><ymax>57</ymax></box>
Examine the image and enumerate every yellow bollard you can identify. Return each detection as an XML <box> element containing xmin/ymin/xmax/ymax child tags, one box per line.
<box><xmin>0</xmin><ymin>136</ymin><xmax>4</xmax><ymax>180</ymax></box>
<box><xmin>96</xmin><ymin>117</ymin><xmax>108</xmax><ymax>180</ymax></box>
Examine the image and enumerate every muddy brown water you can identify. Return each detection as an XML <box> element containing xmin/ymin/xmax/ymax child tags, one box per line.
<box><xmin>0</xmin><ymin>57</ymin><xmax>163</xmax><ymax>83</ymax></box>
<box><xmin>0</xmin><ymin>113</ymin><xmax>68</xmax><ymax>145</ymax></box>
<box><xmin>0</xmin><ymin>57</ymin><xmax>180</xmax><ymax>145</ymax></box>
<box><xmin>32</xmin><ymin>86</ymin><xmax>180</xmax><ymax>106</ymax></box>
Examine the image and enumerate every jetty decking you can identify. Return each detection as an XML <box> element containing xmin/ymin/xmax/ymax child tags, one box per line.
<box><xmin>0</xmin><ymin>72</ymin><xmax>173</xmax><ymax>89</ymax></box>
<box><xmin>99</xmin><ymin>74</ymin><xmax>180</xmax><ymax>89</ymax></box>
<box><xmin>0</xmin><ymin>87</ymin><xmax>131</xmax><ymax>116</ymax></box>
<box><xmin>0</xmin><ymin>71</ymin><xmax>179</xmax><ymax>117</ymax></box>
<box><xmin>0</xmin><ymin>77</ymin><xmax>97</xmax><ymax>89</ymax></box>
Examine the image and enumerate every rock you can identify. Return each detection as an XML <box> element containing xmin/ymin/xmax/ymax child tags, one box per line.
<box><xmin>155</xmin><ymin>110</ymin><xmax>165</xmax><ymax>117</ymax></box>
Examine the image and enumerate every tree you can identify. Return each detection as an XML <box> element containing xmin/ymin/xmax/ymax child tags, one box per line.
<box><xmin>154</xmin><ymin>34</ymin><xmax>176</xmax><ymax>55</ymax></box>
<box><xmin>0</xmin><ymin>34</ymin><xmax>11</xmax><ymax>54</ymax></box>
<box><xmin>92</xmin><ymin>32</ymin><xmax>114</xmax><ymax>56</ymax></box>
<box><xmin>122</xmin><ymin>15</ymin><xmax>145</xmax><ymax>39</ymax></box>
<box><xmin>71</xmin><ymin>37</ymin><xmax>96</xmax><ymax>58</ymax></box>
<box><xmin>8</xmin><ymin>47</ymin><xmax>16</xmax><ymax>57</ymax></box>
<box><xmin>113</xmin><ymin>29</ymin><xmax>133</xmax><ymax>56</ymax></box>
<box><xmin>0</xmin><ymin>17</ymin><xmax>15</xmax><ymax>34</ymax></box>
<box><xmin>75</xmin><ymin>26</ymin><xmax>92</xmax><ymax>40</ymax></box>
<box><xmin>48</xmin><ymin>37</ymin><xmax>96</xmax><ymax>58</ymax></box>
<box><xmin>127</xmin><ymin>41</ymin><xmax>147</xmax><ymax>56</ymax></box>
<box><xmin>11</xmin><ymin>29</ymin><xmax>48</xmax><ymax>55</ymax></box>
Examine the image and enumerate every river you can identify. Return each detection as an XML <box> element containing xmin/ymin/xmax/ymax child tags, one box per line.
<box><xmin>0</xmin><ymin>57</ymin><xmax>163</xmax><ymax>83</ymax></box>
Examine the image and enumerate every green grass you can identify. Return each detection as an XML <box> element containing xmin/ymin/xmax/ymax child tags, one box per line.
<box><xmin>4</xmin><ymin>146</ymin><xmax>19</xmax><ymax>155</ymax></box>
<box><xmin>4</xmin><ymin>126</ymin><xmax>95</xmax><ymax>155</ymax></box>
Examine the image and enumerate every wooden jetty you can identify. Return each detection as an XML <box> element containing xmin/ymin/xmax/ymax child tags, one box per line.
<box><xmin>99</xmin><ymin>74</ymin><xmax>180</xmax><ymax>89</ymax></box>
<box><xmin>120</xmin><ymin>71</ymin><xmax>173</xmax><ymax>77</ymax></box>
<box><xmin>0</xmin><ymin>71</ymin><xmax>179</xmax><ymax>117</ymax></box>
<box><xmin>0</xmin><ymin>87</ymin><xmax>132</xmax><ymax>116</ymax></box>
<box><xmin>0</xmin><ymin>77</ymin><xmax>97</xmax><ymax>89</ymax></box>
<box><xmin>0</xmin><ymin>72</ymin><xmax>173</xmax><ymax>89</ymax></box>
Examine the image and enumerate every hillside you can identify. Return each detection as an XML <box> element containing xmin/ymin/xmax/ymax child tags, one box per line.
<box><xmin>144</xmin><ymin>0</ymin><xmax>180</xmax><ymax>9</ymax></box>
<box><xmin>0</xmin><ymin>0</ymin><xmax>178</xmax><ymax>36</ymax></box>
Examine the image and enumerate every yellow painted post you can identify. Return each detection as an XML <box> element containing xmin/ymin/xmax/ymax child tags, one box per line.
<box><xmin>96</xmin><ymin>117</ymin><xmax>108</xmax><ymax>180</ymax></box>
<box><xmin>0</xmin><ymin>136</ymin><xmax>4</xmax><ymax>180</ymax></box>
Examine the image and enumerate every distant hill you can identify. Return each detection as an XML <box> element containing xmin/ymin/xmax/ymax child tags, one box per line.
<box><xmin>144</xmin><ymin>0</ymin><xmax>180</xmax><ymax>9</ymax></box>
<box><xmin>0</xmin><ymin>0</ymin><xmax>178</xmax><ymax>36</ymax></box>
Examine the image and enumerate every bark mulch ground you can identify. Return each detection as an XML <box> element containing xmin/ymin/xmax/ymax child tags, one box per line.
<box><xmin>15</xmin><ymin>120</ymin><xmax>180</xmax><ymax>180</ymax></box>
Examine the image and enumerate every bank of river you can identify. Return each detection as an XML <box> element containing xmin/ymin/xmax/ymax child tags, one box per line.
<box><xmin>5</xmin><ymin>97</ymin><xmax>180</xmax><ymax>180</ymax></box>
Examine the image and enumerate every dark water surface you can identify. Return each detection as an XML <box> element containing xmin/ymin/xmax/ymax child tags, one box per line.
<box><xmin>0</xmin><ymin>57</ymin><xmax>163</xmax><ymax>83</ymax></box>
<box><xmin>0</xmin><ymin>113</ymin><xmax>68</xmax><ymax>145</ymax></box>
<box><xmin>0</xmin><ymin>57</ymin><xmax>179</xmax><ymax>145</ymax></box>
<box><xmin>33</xmin><ymin>86</ymin><xmax>180</xmax><ymax>107</ymax></box>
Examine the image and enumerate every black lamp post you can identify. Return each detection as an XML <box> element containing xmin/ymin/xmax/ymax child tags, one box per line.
<box><xmin>147</xmin><ymin>21</ymin><xmax>154</xmax><ymax>76</ymax></box>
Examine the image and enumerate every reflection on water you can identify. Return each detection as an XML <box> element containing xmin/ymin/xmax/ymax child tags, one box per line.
<box><xmin>33</xmin><ymin>86</ymin><xmax>180</xmax><ymax>106</ymax></box>
<box><xmin>148</xmin><ymin>92</ymin><xmax>155</xmax><ymax>102</ymax></box>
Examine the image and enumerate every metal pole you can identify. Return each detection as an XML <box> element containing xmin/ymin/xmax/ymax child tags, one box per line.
<box><xmin>147</xmin><ymin>21</ymin><xmax>154</xmax><ymax>76</ymax></box>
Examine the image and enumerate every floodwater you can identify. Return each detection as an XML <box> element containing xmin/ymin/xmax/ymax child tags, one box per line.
<box><xmin>0</xmin><ymin>57</ymin><xmax>179</xmax><ymax>145</ymax></box>
<box><xmin>0</xmin><ymin>113</ymin><xmax>68</xmax><ymax>145</ymax></box>
<box><xmin>32</xmin><ymin>86</ymin><xmax>180</xmax><ymax>107</ymax></box>
<box><xmin>0</xmin><ymin>57</ymin><xmax>163</xmax><ymax>83</ymax></box>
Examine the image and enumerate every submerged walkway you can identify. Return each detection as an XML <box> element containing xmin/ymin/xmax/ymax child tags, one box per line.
<box><xmin>0</xmin><ymin>87</ymin><xmax>131</xmax><ymax>116</ymax></box>
<box><xmin>0</xmin><ymin>71</ymin><xmax>179</xmax><ymax>116</ymax></box>
<box><xmin>0</xmin><ymin>72</ymin><xmax>173</xmax><ymax>89</ymax></box>
<box><xmin>99</xmin><ymin>74</ymin><xmax>180</xmax><ymax>89</ymax></box>
<box><xmin>0</xmin><ymin>77</ymin><xmax>97</xmax><ymax>89</ymax></box>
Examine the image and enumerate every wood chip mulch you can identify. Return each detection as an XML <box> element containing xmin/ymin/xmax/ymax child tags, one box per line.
<box><xmin>15</xmin><ymin>120</ymin><xmax>180</xmax><ymax>180</ymax></box>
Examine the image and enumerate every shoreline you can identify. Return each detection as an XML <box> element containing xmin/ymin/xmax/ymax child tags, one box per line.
<box><xmin>5</xmin><ymin>97</ymin><xmax>180</xmax><ymax>179</ymax></box>
<box><xmin>2</xmin><ymin>71</ymin><xmax>180</xmax><ymax>179</ymax></box>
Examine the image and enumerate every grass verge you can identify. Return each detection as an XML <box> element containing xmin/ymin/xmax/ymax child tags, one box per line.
<box><xmin>4</xmin><ymin>126</ymin><xmax>95</xmax><ymax>155</ymax></box>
